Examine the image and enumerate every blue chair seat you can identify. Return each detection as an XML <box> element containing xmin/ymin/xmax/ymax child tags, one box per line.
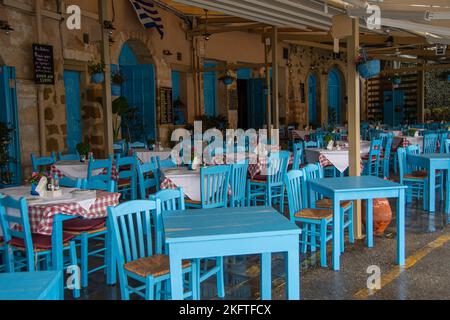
<box><xmin>294</xmin><ymin>208</ymin><xmax>332</xmax><ymax>220</ymax></box>
<box><xmin>64</xmin><ymin>218</ymin><xmax>106</xmax><ymax>232</ymax></box>
<box><xmin>10</xmin><ymin>232</ymin><xmax>75</xmax><ymax>250</ymax></box>
<box><xmin>124</xmin><ymin>254</ymin><xmax>191</xmax><ymax>278</ymax></box>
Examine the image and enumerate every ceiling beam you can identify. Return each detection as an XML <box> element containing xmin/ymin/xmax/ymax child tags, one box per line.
<box><xmin>284</xmin><ymin>40</ymin><xmax>347</xmax><ymax>52</ymax></box>
<box><xmin>199</xmin><ymin>62</ymin><xmax>270</xmax><ymax>73</ymax></box>
<box><xmin>188</xmin><ymin>23</ymin><xmax>267</xmax><ymax>36</ymax></box>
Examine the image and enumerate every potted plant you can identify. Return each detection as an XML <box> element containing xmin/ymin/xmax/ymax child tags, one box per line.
<box><xmin>218</xmin><ymin>71</ymin><xmax>236</xmax><ymax>86</ymax></box>
<box><xmin>324</xmin><ymin>133</ymin><xmax>334</xmax><ymax>151</ymax></box>
<box><xmin>88</xmin><ymin>61</ymin><xmax>105</xmax><ymax>84</ymax></box>
<box><xmin>356</xmin><ymin>48</ymin><xmax>380</xmax><ymax>79</ymax></box>
<box><xmin>27</xmin><ymin>172</ymin><xmax>49</xmax><ymax>196</ymax></box>
<box><xmin>111</xmin><ymin>72</ymin><xmax>124</xmax><ymax>96</ymax></box>
<box><xmin>0</xmin><ymin>122</ymin><xmax>14</xmax><ymax>186</ymax></box>
<box><xmin>76</xmin><ymin>142</ymin><xmax>91</xmax><ymax>162</ymax></box>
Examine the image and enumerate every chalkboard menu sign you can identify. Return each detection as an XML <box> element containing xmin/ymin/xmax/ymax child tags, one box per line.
<box><xmin>32</xmin><ymin>44</ymin><xmax>55</xmax><ymax>84</ymax></box>
<box><xmin>160</xmin><ymin>87</ymin><xmax>173</xmax><ymax>124</ymax></box>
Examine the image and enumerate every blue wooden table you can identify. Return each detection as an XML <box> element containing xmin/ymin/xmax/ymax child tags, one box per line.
<box><xmin>0</xmin><ymin>271</ymin><xmax>62</xmax><ymax>300</ymax></box>
<box><xmin>308</xmin><ymin>176</ymin><xmax>407</xmax><ymax>271</ymax></box>
<box><xmin>163</xmin><ymin>206</ymin><xmax>301</xmax><ymax>300</ymax></box>
<box><xmin>407</xmin><ymin>153</ymin><xmax>450</xmax><ymax>214</ymax></box>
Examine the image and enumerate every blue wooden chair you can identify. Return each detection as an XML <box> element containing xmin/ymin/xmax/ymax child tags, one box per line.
<box><xmin>292</xmin><ymin>142</ymin><xmax>304</xmax><ymax>170</ymax></box>
<box><xmin>113</xmin><ymin>141</ymin><xmax>127</xmax><ymax>156</ymax></box>
<box><xmin>398</xmin><ymin>147</ymin><xmax>427</xmax><ymax>208</ymax></box>
<box><xmin>115</xmin><ymin>154</ymin><xmax>137</xmax><ymax>201</ymax></box>
<box><xmin>58</xmin><ymin>152</ymin><xmax>79</xmax><ymax>161</ymax></box>
<box><xmin>128</xmin><ymin>141</ymin><xmax>147</xmax><ymax>152</ymax></box>
<box><xmin>230</xmin><ymin>161</ymin><xmax>249</xmax><ymax>207</ymax></box>
<box><xmin>186</xmin><ymin>165</ymin><xmax>232</xmax><ymax>209</ymax></box>
<box><xmin>87</xmin><ymin>155</ymin><xmax>113</xmax><ymax>184</ymax></box>
<box><xmin>379</xmin><ymin>133</ymin><xmax>394</xmax><ymax>178</ymax></box>
<box><xmin>362</xmin><ymin>139</ymin><xmax>382</xmax><ymax>176</ymax></box>
<box><xmin>108</xmin><ymin>200</ymin><xmax>197</xmax><ymax>300</ymax></box>
<box><xmin>31</xmin><ymin>152</ymin><xmax>56</xmax><ymax>173</ymax></box>
<box><xmin>63</xmin><ymin>179</ymin><xmax>116</xmax><ymax>289</ymax></box>
<box><xmin>302</xmin><ymin>163</ymin><xmax>354</xmax><ymax>253</ymax></box>
<box><xmin>284</xmin><ymin>170</ymin><xmax>333</xmax><ymax>267</ymax></box>
<box><xmin>59</xmin><ymin>177</ymin><xmax>82</xmax><ymax>189</ymax></box>
<box><xmin>149</xmin><ymin>188</ymin><xmax>224</xmax><ymax>299</ymax></box>
<box><xmin>0</xmin><ymin>196</ymin><xmax>79</xmax><ymax>298</ymax></box>
<box><xmin>423</xmin><ymin>133</ymin><xmax>439</xmax><ymax>154</ymax></box>
<box><xmin>247</xmin><ymin>151</ymin><xmax>290</xmax><ymax>213</ymax></box>
<box><xmin>438</xmin><ymin>132</ymin><xmax>449</xmax><ymax>153</ymax></box>
<box><xmin>304</xmin><ymin>140</ymin><xmax>319</xmax><ymax>148</ymax></box>
<box><xmin>445</xmin><ymin>139</ymin><xmax>450</xmax><ymax>154</ymax></box>
<box><xmin>137</xmin><ymin>161</ymin><xmax>160</xmax><ymax>199</ymax></box>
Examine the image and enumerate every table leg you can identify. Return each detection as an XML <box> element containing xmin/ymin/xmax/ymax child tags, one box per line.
<box><xmin>445</xmin><ymin>170</ymin><xmax>450</xmax><ymax>215</ymax></box>
<box><xmin>261</xmin><ymin>252</ymin><xmax>271</xmax><ymax>300</ymax></box>
<box><xmin>332</xmin><ymin>197</ymin><xmax>341</xmax><ymax>271</ymax></box>
<box><xmin>169</xmin><ymin>250</ymin><xmax>184</xmax><ymax>300</ymax></box>
<box><xmin>397</xmin><ymin>189</ymin><xmax>406</xmax><ymax>266</ymax></box>
<box><xmin>51</xmin><ymin>215</ymin><xmax>64</xmax><ymax>300</ymax></box>
<box><xmin>285</xmin><ymin>242</ymin><xmax>300</xmax><ymax>300</ymax></box>
<box><xmin>366</xmin><ymin>199</ymin><xmax>374</xmax><ymax>248</ymax></box>
<box><xmin>428</xmin><ymin>165</ymin><xmax>436</xmax><ymax>213</ymax></box>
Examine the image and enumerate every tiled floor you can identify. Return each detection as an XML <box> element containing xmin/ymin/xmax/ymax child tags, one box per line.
<box><xmin>67</xmin><ymin>198</ymin><xmax>450</xmax><ymax>300</ymax></box>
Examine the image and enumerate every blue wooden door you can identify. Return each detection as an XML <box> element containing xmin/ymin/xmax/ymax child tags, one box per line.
<box><xmin>63</xmin><ymin>70</ymin><xmax>82</xmax><ymax>154</ymax></box>
<box><xmin>121</xmin><ymin>64</ymin><xmax>156</xmax><ymax>141</ymax></box>
<box><xmin>203</xmin><ymin>61</ymin><xmax>217</xmax><ymax>117</ymax></box>
<box><xmin>247</xmin><ymin>78</ymin><xmax>267</xmax><ymax>129</ymax></box>
<box><xmin>308</xmin><ymin>74</ymin><xmax>317</xmax><ymax>126</ymax></box>
<box><xmin>172</xmin><ymin>70</ymin><xmax>180</xmax><ymax>101</ymax></box>
<box><xmin>0</xmin><ymin>66</ymin><xmax>21</xmax><ymax>186</ymax></box>
<box><xmin>327</xmin><ymin>68</ymin><xmax>341</xmax><ymax>125</ymax></box>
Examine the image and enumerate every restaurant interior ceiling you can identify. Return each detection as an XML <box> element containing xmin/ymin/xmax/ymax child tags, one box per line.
<box><xmin>156</xmin><ymin>0</ymin><xmax>450</xmax><ymax>63</ymax></box>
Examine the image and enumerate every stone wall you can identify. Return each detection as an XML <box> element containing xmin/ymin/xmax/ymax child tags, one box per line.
<box><xmin>425</xmin><ymin>71</ymin><xmax>450</xmax><ymax>109</ymax></box>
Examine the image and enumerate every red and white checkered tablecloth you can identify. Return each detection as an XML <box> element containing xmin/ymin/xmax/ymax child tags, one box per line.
<box><xmin>28</xmin><ymin>191</ymin><xmax>120</xmax><ymax>236</ymax></box>
<box><xmin>50</xmin><ymin>164</ymin><xmax>118</xmax><ymax>180</ymax></box>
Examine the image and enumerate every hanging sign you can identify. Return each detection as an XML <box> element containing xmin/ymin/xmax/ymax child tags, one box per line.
<box><xmin>32</xmin><ymin>44</ymin><xmax>55</xmax><ymax>85</ymax></box>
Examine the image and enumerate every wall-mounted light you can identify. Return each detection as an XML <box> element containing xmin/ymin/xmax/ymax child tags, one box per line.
<box><xmin>0</xmin><ymin>20</ymin><xmax>14</xmax><ymax>35</ymax></box>
<box><xmin>103</xmin><ymin>20</ymin><xmax>116</xmax><ymax>35</ymax></box>
<box><xmin>203</xmin><ymin>9</ymin><xmax>212</xmax><ymax>41</ymax></box>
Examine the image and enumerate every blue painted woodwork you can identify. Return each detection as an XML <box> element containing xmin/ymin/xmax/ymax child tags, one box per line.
<box><xmin>230</xmin><ymin>161</ymin><xmax>249</xmax><ymax>207</ymax></box>
<box><xmin>363</xmin><ymin>139</ymin><xmax>382</xmax><ymax>176</ymax></box>
<box><xmin>0</xmin><ymin>271</ymin><xmax>62</xmax><ymax>300</ymax></box>
<box><xmin>406</xmin><ymin>153</ymin><xmax>450</xmax><ymax>214</ymax></box>
<box><xmin>119</xmin><ymin>42</ymin><xmax>138</xmax><ymax>66</ymax></box>
<box><xmin>0</xmin><ymin>66</ymin><xmax>22</xmax><ymax>187</ymax></box>
<box><xmin>292</xmin><ymin>142</ymin><xmax>304</xmax><ymax>170</ymax></box>
<box><xmin>203</xmin><ymin>61</ymin><xmax>217</xmax><ymax>117</ymax></box>
<box><xmin>58</xmin><ymin>152</ymin><xmax>79</xmax><ymax>161</ymax></box>
<box><xmin>172</xmin><ymin>70</ymin><xmax>180</xmax><ymax>101</ymax></box>
<box><xmin>247</xmin><ymin>79</ymin><xmax>267</xmax><ymax>129</ymax></box>
<box><xmin>398</xmin><ymin>148</ymin><xmax>428</xmax><ymax>210</ymax></box>
<box><xmin>308</xmin><ymin>74</ymin><xmax>317</xmax><ymax>126</ymax></box>
<box><xmin>137</xmin><ymin>160</ymin><xmax>160</xmax><ymax>199</ymax></box>
<box><xmin>237</xmin><ymin>68</ymin><xmax>252</xmax><ymax>80</ymax></box>
<box><xmin>308</xmin><ymin>176</ymin><xmax>407</xmax><ymax>270</ymax></box>
<box><xmin>63</xmin><ymin>70</ymin><xmax>82</xmax><ymax>154</ymax></box>
<box><xmin>163</xmin><ymin>206</ymin><xmax>301</xmax><ymax>300</ymax></box>
<box><xmin>327</xmin><ymin>68</ymin><xmax>342</xmax><ymax>125</ymax></box>
<box><xmin>121</xmin><ymin>64</ymin><xmax>156</xmax><ymax>141</ymax></box>
<box><xmin>383</xmin><ymin>90</ymin><xmax>405</xmax><ymax>127</ymax></box>
<box><xmin>108</xmin><ymin>200</ymin><xmax>197</xmax><ymax>300</ymax></box>
<box><xmin>247</xmin><ymin>151</ymin><xmax>290</xmax><ymax>213</ymax></box>
<box><xmin>0</xmin><ymin>196</ymin><xmax>79</xmax><ymax>298</ymax></box>
<box><xmin>31</xmin><ymin>152</ymin><xmax>56</xmax><ymax>173</ymax></box>
<box><xmin>423</xmin><ymin>133</ymin><xmax>439</xmax><ymax>154</ymax></box>
<box><xmin>379</xmin><ymin>133</ymin><xmax>393</xmax><ymax>178</ymax></box>
<box><xmin>186</xmin><ymin>165</ymin><xmax>232</xmax><ymax>209</ymax></box>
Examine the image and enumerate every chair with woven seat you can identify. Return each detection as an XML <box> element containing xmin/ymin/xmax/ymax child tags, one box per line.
<box><xmin>230</xmin><ymin>161</ymin><xmax>249</xmax><ymax>208</ymax></box>
<box><xmin>108</xmin><ymin>200</ymin><xmax>198</xmax><ymax>300</ymax></box>
<box><xmin>115</xmin><ymin>154</ymin><xmax>137</xmax><ymax>201</ymax></box>
<box><xmin>87</xmin><ymin>155</ymin><xmax>113</xmax><ymax>185</ymax></box>
<box><xmin>362</xmin><ymin>139</ymin><xmax>382</xmax><ymax>176</ymax></box>
<box><xmin>284</xmin><ymin>170</ymin><xmax>333</xmax><ymax>267</ymax></box>
<box><xmin>186</xmin><ymin>165</ymin><xmax>232</xmax><ymax>209</ymax></box>
<box><xmin>0</xmin><ymin>196</ymin><xmax>79</xmax><ymax>298</ymax></box>
<box><xmin>58</xmin><ymin>152</ymin><xmax>80</xmax><ymax>161</ymax></box>
<box><xmin>63</xmin><ymin>179</ymin><xmax>116</xmax><ymax>289</ymax></box>
<box><xmin>247</xmin><ymin>151</ymin><xmax>290</xmax><ymax>213</ymax></box>
<box><xmin>137</xmin><ymin>161</ymin><xmax>160</xmax><ymax>199</ymax></box>
<box><xmin>31</xmin><ymin>152</ymin><xmax>56</xmax><ymax>173</ymax></box>
<box><xmin>150</xmin><ymin>188</ymin><xmax>224</xmax><ymax>299</ymax></box>
<box><xmin>302</xmin><ymin>163</ymin><xmax>354</xmax><ymax>253</ymax></box>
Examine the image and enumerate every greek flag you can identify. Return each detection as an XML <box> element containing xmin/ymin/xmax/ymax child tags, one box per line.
<box><xmin>129</xmin><ymin>0</ymin><xmax>164</xmax><ymax>39</ymax></box>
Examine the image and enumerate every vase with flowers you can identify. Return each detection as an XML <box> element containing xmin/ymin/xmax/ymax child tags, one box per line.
<box><xmin>27</xmin><ymin>172</ymin><xmax>49</xmax><ymax>196</ymax></box>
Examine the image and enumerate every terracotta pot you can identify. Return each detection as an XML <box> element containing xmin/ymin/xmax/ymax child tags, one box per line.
<box><xmin>362</xmin><ymin>198</ymin><xmax>392</xmax><ymax>235</ymax></box>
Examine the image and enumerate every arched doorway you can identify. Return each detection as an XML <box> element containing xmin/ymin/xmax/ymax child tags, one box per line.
<box><xmin>117</xmin><ymin>40</ymin><xmax>156</xmax><ymax>142</ymax></box>
<box><xmin>327</xmin><ymin>67</ymin><xmax>342</xmax><ymax>125</ymax></box>
<box><xmin>307</xmin><ymin>74</ymin><xmax>318</xmax><ymax>126</ymax></box>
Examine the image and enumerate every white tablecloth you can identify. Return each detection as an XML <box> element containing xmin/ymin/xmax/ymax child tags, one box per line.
<box><xmin>161</xmin><ymin>167</ymin><xmax>201</xmax><ymax>201</ymax></box>
<box><xmin>0</xmin><ymin>187</ymin><xmax>97</xmax><ymax>236</ymax></box>
<box><xmin>136</xmin><ymin>149</ymin><xmax>172</xmax><ymax>163</ymax></box>
<box><xmin>305</xmin><ymin>141</ymin><xmax>371</xmax><ymax>173</ymax></box>
<box><xmin>53</xmin><ymin>161</ymin><xmax>102</xmax><ymax>179</ymax></box>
